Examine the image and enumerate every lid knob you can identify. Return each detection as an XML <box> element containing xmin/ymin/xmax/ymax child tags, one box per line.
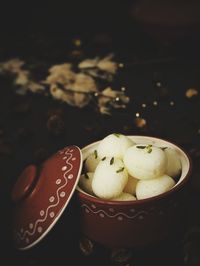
<box><xmin>12</xmin><ymin>165</ymin><xmax>37</xmax><ymax>203</ymax></box>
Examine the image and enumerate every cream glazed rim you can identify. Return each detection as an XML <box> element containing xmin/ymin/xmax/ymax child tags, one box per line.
<box><xmin>76</xmin><ymin>135</ymin><xmax>192</xmax><ymax>203</ymax></box>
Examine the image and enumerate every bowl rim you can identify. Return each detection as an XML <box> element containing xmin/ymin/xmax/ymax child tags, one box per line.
<box><xmin>76</xmin><ymin>135</ymin><xmax>192</xmax><ymax>206</ymax></box>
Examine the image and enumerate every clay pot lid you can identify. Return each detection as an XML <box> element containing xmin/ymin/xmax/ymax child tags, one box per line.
<box><xmin>12</xmin><ymin>146</ymin><xmax>82</xmax><ymax>250</ymax></box>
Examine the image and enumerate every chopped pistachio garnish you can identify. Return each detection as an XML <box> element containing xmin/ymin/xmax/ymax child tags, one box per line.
<box><xmin>160</xmin><ymin>147</ymin><xmax>168</xmax><ymax>150</ymax></box>
<box><xmin>146</xmin><ymin>145</ymin><xmax>152</xmax><ymax>153</ymax></box>
<box><xmin>136</xmin><ymin>145</ymin><xmax>146</xmax><ymax>149</ymax></box>
<box><xmin>84</xmin><ymin>173</ymin><xmax>89</xmax><ymax>179</ymax></box>
<box><xmin>137</xmin><ymin>145</ymin><xmax>152</xmax><ymax>153</ymax></box>
<box><xmin>110</xmin><ymin>157</ymin><xmax>114</xmax><ymax>165</ymax></box>
<box><xmin>116</xmin><ymin>167</ymin><xmax>124</xmax><ymax>173</ymax></box>
<box><xmin>113</xmin><ymin>133</ymin><xmax>121</xmax><ymax>138</ymax></box>
<box><xmin>94</xmin><ymin>150</ymin><xmax>98</xmax><ymax>159</ymax></box>
<box><xmin>102</xmin><ymin>156</ymin><xmax>106</xmax><ymax>161</ymax></box>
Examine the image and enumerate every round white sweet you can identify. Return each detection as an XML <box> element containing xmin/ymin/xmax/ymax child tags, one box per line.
<box><xmin>97</xmin><ymin>133</ymin><xmax>135</xmax><ymax>159</ymax></box>
<box><xmin>111</xmin><ymin>192</ymin><xmax>136</xmax><ymax>201</ymax></box>
<box><xmin>123</xmin><ymin>175</ymin><xmax>138</xmax><ymax>195</ymax></box>
<box><xmin>164</xmin><ymin>147</ymin><xmax>182</xmax><ymax>178</ymax></box>
<box><xmin>123</xmin><ymin>144</ymin><xmax>167</xmax><ymax>179</ymax></box>
<box><xmin>92</xmin><ymin>157</ymin><xmax>128</xmax><ymax>199</ymax></box>
<box><xmin>79</xmin><ymin>172</ymin><xmax>94</xmax><ymax>195</ymax></box>
<box><xmin>85</xmin><ymin>151</ymin><xmax>101</xmax><ymax>172</ymax></box>
<box><xmin>136</xmin><ymin>174</ymin><xmax>175</xmax><ymax>200</ymax></box>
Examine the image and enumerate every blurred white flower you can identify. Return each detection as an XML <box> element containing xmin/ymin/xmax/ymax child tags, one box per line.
<box><xmin>15</xmin><ymin>70</ymin><xmax>30</xmax><ymax>86</ymax></box>
<box><xmin>71</xmin><ymin>73</ymin><xmax>97</xmax><ymax>93</ymax></box>
<box><xmin>50</xmin><ymin>84</ymin><xmax>68</xmax><ymax>101</ymax></box>
<box><xmin>78</xmin><ymin>58</ymin><xmax>99</xmax><ymax>69</ymax></box>
<box><xmin>78</xmin><ymin>54</ymin><xmax>118</xmax><ymax>81</ymax></box>
<box><xmin>47</xmin><ymin>64</ymin><xmax>97</xmax><ymax>108</ymax></box>
<box><xmin>101</xmin><ymin>87</ymin><xmax>118</xmax><ymax>98</ymax></box>
<box><xmin>48</xmin><ymin>72</ymin><xmax>97</xmax><ymax>108</ymax></box>
<box><xmin>98</xmin><ymin>87</ymin><xmax>130</xmax><ymax>114</ymax></box>
<box><xmin>49</xmin><ymin>83</ymin><xmax>92</xmax><ymax>108</ymax></box>
<box><xmin>69</xmin><ymin>73</ymin><xmax>97</xmax><ymax>107</ymax></box>
<box><xmin>0</xmin><ymin>58</ymin><xmax>25</xmax><ymax>74</ymax></box>
<box><xmin>45</xmin><ymin>63</ymin><xmax>75</xmax><ymax>86</ymax></box>
<box><xmin>97</xmin><ymin>54</ymin><xmax>118</xmax><ymax>74</ymax></box>
<box><xmin>16</xmin><ymin>81</ymin><xmax>45</xmax><ymax>95</ymax></box>
<box><xmin>101</xmin><ymin>87</ymin><xmax>130</xmax><ymax>103</ymax></box>
<box><xmin>0</xmin><ymin>59</ymin><xmax>45</xmax><ymax>95</ymax></box>
<box><xmin>14</xmin><ymin>69</ymin><xmax>45</xmax><ymax>94</ymax></box>
<box><xmin>28</xmin><ymin>82</ymin><xmax>45</xmax><ymax>93</ymax></box>
<box><xmin>99</xmin><ymin>106</ymin><xmax>111</xmax><ymax>115</ymax></box>
<box><xmin>97</xmin><ymin>87</ymin><xmax>115</xmax><ymax>114</ymax></box>
<box><xmin>48</xmin><ymin>63</ymin><xmax>72</xmax><ymax>73</ymax></box>
<box><xmin>0</xmin><ymin>55</ymin><xmax>129</xmax><ymax>113</ymax></box>
<box><xmin>72</xmin><ymin>92</ymin><xmax>91</xmax><ymax>108</ymax></box>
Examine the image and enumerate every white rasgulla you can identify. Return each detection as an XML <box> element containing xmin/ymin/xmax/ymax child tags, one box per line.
<box><xmin>164</xmin><ymin>147</ymin><xmax>182</xmax><ymax>178</ymax></box>
<box><xmin>79</xmin><ymin>172</ymin><xmax>94</xmax><ymax>195</ymax></box>
<box><xmin>136</xmin><ymin>174</ymin><xmax>175</xmax><ymax>200</ymax></box>
<box><xmin>111</xmin><ymin>192</ymin><xmax>136</xmax><ymax>201</ymax></box>
<box><xmin>92</xmin><ymin>157</ymin><xmax>128</xmax><ymax>199</ymax></box>
<box><xmin>85</xmin><ymin>150</ymin><xmax>101</xmax><ymax>172</ymax></box>
<box><xmin>123</xmin><ymin>176</ymin><xmax>138</xmax><ymax>195</ymax></box>
<box><xmin>123</xmin><ymin>144</ymin><xmax>167</xmax><ymax>179</ymax></box>
<box><xmin>97</xmin><ymin>133</ymin><xmax>135</xmax><ymax>159</ymax></box>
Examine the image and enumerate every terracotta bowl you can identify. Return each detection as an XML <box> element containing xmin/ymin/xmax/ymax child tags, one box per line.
<box><xmin>76</xmin><ymin>136</ymin><xmax>192</xmax><ymax>249</ymax></box>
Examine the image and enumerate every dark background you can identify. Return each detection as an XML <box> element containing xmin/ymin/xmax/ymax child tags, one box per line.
<box><xmin>1</xmin><ymin>0</ymin><xmax>200</xmax><ymax>64</ymax></box>
<box><xmin>1</xmin><ymin>1</ymin><xmax>200</xmax><ymax>266</ymax></box>
<box><xmin>0</xmin><ymin>1</ymin><xmax>132</xmax><ymax>32</ymax></box>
